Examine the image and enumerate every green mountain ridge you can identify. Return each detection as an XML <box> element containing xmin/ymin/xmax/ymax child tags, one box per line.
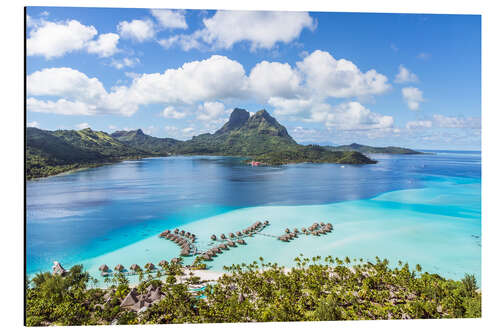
<box><xmin>26</xmin><ymin>107</ymin><xmax>423</xmax><ymax>179</ymax></box>
<box><xmin>174</xmin><ymin>109</ymin><xmax>298</xmax><ymax>156</ymax></box>
<box><xmin>26</xmin><ymin>127</ymin><xmax>154</xmax><ymax>179</ymax></box>
<box><xmin>326</xmin><ymin>143</ymin><xmax>423</xmax><ymax>154</ymax></box>
<box><xmin>111</xmin><ymin>129</ymin><xmax>180</xmax><ymax>154</ymax></box>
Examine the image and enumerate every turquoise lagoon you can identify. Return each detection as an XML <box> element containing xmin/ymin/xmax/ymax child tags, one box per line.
<box><xmin>26</xmin><ymin>151</ymin><xmax>481</xmax><ymax>285</ymax></box>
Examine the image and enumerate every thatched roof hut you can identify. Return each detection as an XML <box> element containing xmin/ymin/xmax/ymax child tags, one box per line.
<box><xmin>301</xmin><ymin>227</ymin><xmax>307</xmax><ymax>233</ymax></box>
<box><xmin>294</xmin><ymin>228</ymin><xmax>299</xmax><ymax>233</ymax></box>
<box><xmin>180</xmin><ymin>230</ymin><xmax>185</xmax><ymax>236</ymax></box>
<box><xmin>228</xmin><ymin>240</ymin><xmax>236</xmax><ymax>247</ymax></box>
<box><xmin>52</xmin><ymin>261</ymin><xmax>66</xmax><ymax>276</ymax></box>
<box><xmin>171</xmin><ymin>257</ymin><xmax>181</xmax><ymax>264</ymax></box>
<box><xmin>203</xmin><ymin>254</ymin><xmax>212</xmax><ymax>261</ymax></box>
<box><xmin>115</xmin><ymin>264</ymin><xmax>125</xmax><ymax>272</ymax></box>
<box><xmin>229</xmin><ymin>232</ymin><xmax>235</xmax><ymax>239</ymax></box>
<box><xmin>308</xmin><ymin>226</ymin><xmax>315</xmax><ymax>231</ymax></box>
<box><xmin>158</xmin><ymin>259</ymin><xmax>168</xmax><ymax>267</ymax></box>
<box><xmin>210</xmin><ymin>234</ymin><xmax>217</xmax><ymax>241</ymax></box>
<box><xmin>236</xmin><ymin>231</ymin><xmax>243</xmax><ymax>237</ymax></box>
<box><xmin>320</xmin><ymin>222</ymin><xmax>325</xmax><ymax>226</ymax></box>
<box><xmin>220</xmin><ymin>233</ymin><xmax>226</xmax><ymax>239</ymax></box>
<box><xmin>181</xmin><ymin>249</ymin><xmax>190</xmax><ymax>256</ymax></box>
<box><xmin>285</xmin><ymin>228</ymin><xmax>290</xmax><ymax>233</ymax></box>
<box><xmin>186</xmin><ymin>232</ymin><xmax>191</xmax><ymax>237</ymax></box>
<box><xmin>145</xmin><ymin>262</ymin><xmax>155</xmax><ymax>270</ymax></box>
<box><xmin>237</xmin><ymin>239</ymin><xmax>246</xmax><ymax>245</ymax></box>
<box><xmin>264</xmin><ymin>220</ymin><xmax>269</xmax><ymax>225</ymax></box>
<box><xmin>130</xmin><ymin>264</ymin><xmax>140</xmax><ymax>271</ymax></box>
<box><xmin>160</xmin><ymin>230</ymin><xmax>170</xmax><ymax>237</ymax></box>
<box><xmin>174</xmin><ymin>228</ymin><xmax>179</xmax><ymax>234</ymax></box>
<box><xmin>120</xmin><ymin>288</ymin><xmax>139</xmax><ymax>308</ymax></box>
<box><xmin>99</xmin><ymin>264</ymin><xmax>109</xmax><ymax>272</ymax></box>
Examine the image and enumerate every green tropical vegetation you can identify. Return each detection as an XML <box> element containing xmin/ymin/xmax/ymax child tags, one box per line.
<box><xmin>27</xmin><ymin>108</ymin><xmax>425</xmax><ymax>179</ymax></box>
<box><xmin>25</xmin><ymin>256</ymin><xmax>480</xmax><ymax>326</ymax></box>
<box><xmin>326</xmin><ymin>143</ymin><xmax>423</xmax><ymax>154</ymax></box>
<box><xmin>26</xmin><ymin>127</ymin><xmax>155</xmax><ymax>179</ymax></box>
<box><xmin>111</xmin><ymin>129</ymin><xmax>180</xmax><ymax>154</ymax></box>
<box><xmin>252</xmin><ymin>144</ymin><xmax>376</xmax><ymax>165</ymax></box>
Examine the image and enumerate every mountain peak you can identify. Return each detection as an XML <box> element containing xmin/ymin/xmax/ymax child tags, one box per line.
<box><xmin>215</xmin><ymin>108</ymin><xmax>250</xmax><ymax>135</ymax></box>
<box><xmin>136</xmin><ymin>129</ymin><xmax>144</xmax><ymax>135</ymax></box>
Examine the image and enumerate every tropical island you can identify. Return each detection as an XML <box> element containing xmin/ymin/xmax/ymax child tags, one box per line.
<box><xmin>25</xmin><ymin>255</ymin><xmax>481</xmax><ymax>326</ymax></box>
<box><xmin>26</xmin><ymin>108</ymin><xmax>426</xmax><ymax>179</ymax></box>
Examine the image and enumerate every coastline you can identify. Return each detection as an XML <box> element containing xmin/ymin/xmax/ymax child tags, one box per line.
<box><xmin>34</xmin><ymin>174</ymin><xmax>480</xmax><ymax>288</ymax></box>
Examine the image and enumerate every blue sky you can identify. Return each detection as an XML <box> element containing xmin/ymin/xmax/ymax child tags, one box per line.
<box><xmin>26</xmin><ymin>7</ymin><xmax>481</xmax><ymax>149</ymax></box>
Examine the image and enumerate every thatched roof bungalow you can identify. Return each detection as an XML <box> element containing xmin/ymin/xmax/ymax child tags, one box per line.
<box><xmin>99</xmin><ymin>264</ymin><xmax>109</xmax><ymax>272</ymax></box>
<box><xmin>145</xmin><ymin>262</ymin><xmax>155</xmax><ymax>270</ymax></box>
<box><xmin>130</xmin><ymin>264</ymin><xmax>140</xmax><ymax>271</ymax></box>
<box><xmin>229</xmin><ymin>232</ymin><xmax>235</xmax><ymax>239</ymax></box>
<box><xmin>237</xmin><ymin>239</ymin><xmax>246</xmax><ymax>245</ymax></box>
<box><xmin>210</xmin><ymin>234</ymin><xmax>217</xmax><ymax>241</ymax></box>
<box><xmin>52</xmin><ymin>261</ymin><xmax>66</xmax><ymax>276</ymax></box>
<box><xmin>115</xmin><ymin>264</ymin><xmax>125</xmax><ymax>272</ymax></box>
<box><xmin>158</xmin><ymin>259</ymin><xmax>168</xmax><ymax>267</ymax></box>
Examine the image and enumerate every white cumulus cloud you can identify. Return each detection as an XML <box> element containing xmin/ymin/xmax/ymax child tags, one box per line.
<box><xmin>161</xmin><ymin>106</ymin><xmax>186</xmax><ymax>119</ymax></box>
<box><xmin>163</xmin><ymin>10</ymin><xmax>315</xmax><ymax>51</ymax></box>
<box><xmin>402</xmin><ymin>87</ymin><xmax>424</xmax><ymax>110</ymax></box>
<box><xmin>117</xmin><ymin>19</ymin><xmax>155</xmax><ymax>42</ymax></box>
<box><xmin>315</xmin><ymin>101</ymin><xmax>394</xmax><ymax>131</ymax></box>
<box><xmin>197</xmin><ymin>101</ymin><xmax>229</xmax><ymax>121</ymax></box>
<box><xmin>27</xmin><ymin>19</ymin><xmax>97</xmax><ymax>59</ymax></box>
<box><xmin>248</xmin><ymin>61</ymin><xmax>302</xmax><ymax>101</ymax></box>
<box><xmin>150</xmin><ymin>9</ymin><xmax>187</xmax><ymax>29</ymax></box>
<box><xmin>87</xmin><ymin>33</ymin><xmax>120</xmax><ymax>57</ymax></box>
<box><xmin>27</xmin><ymin>121</ymin><xmax>39</xmax><ymax>128</ymax></box>
<box><xmin>297</xmin><ymin>50</ymin><xmax>390</xmax><ymax>99</ymax></box>
<box><xmin>395</xmin><ymin>65</ymin><xmax>418</xmax><ymax>83</ymax></box>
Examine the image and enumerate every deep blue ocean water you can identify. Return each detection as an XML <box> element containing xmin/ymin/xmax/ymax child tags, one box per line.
<box><xmin>26</xmin><ymin>151</ymin><xmax>481</xmax><ymax>281</ymax></box>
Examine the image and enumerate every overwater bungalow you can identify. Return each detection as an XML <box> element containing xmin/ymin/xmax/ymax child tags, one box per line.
<box><xmin>180</xmin><ymin>248</ymin><xmax>190</xmax><ymax>256</ymax></box>
<box><xmin>99</xmin><ymin>264</ymin><xmax>109</xmax><ymax>272</ymax></box>
<box><xmin>301</xmin><ymin>227</ymin><xmax>307</xmax><ymax>233</ymax></box>
<box><xmin>237</xmin><ymin>239</ymin><xmax>246</xmax><ymax>245</ymax></box>
<box><xmin>180</xmin><ymin>230</ymin><xmax>185</xmax><ymax>236</ymax></box>
<box><xmin>202</xmin><ymin>254</ymin><xmax>212</xmax><ymax>261</ymax></box>
<box><xmin>145</xmin><ymin>262</ymin><xmax>155</xmax><ymax>270</ymax></box>
<box><xmin>236</xmin><ymin>231</ymin><xmax>243</xmax><ymax>237</ymax></box>
<box><xmin>220</xmin><ymin>233</ymin><xmax>226</xmax><ymax>240</ymax></box>
<box><xmin>130</xmin><ymin>264</ymin><xmax>140</xmax><ymax>271</ymax></box>
<box><xmin>210</xmin><ymin>234</ymin><xmax>217</xmax><ymax>241</ymax></box>
<box><xmin>158</xmin><ymin>259</ymin><xmax>168</xmax><ymax>267</ymax></box>
<box><xmin>228</xmin><ymin>240</ymin><xmax>236</xmax><ymax>247</ymax></box>
<box><xmin>174</xmin><ymin>228</ymin><xmax>179</xmax><ymax>234</ymax></box>
<box><xmin>320</xmin><ymin>222</ymin><xmax>325</xmax><ymax>226</ymax></box>
<box><xmin>171</xmin><ymin>258</ymin><xmax>181</xmax><ymax>264</ymax></box>
<box><xmin>229</xmin><ymin>232</ymin><xmax>235</xmax><ymax>239</ymax></box>
<box><xmin>114</xmin><ymin>264</ymin><xmax>125</xmax><ymax>272</ymax></box>
<box><xmin>264</xmin><ymin>220</ymin><xmax>269</xmax><ymax>225</ymax></box>
<box><xmin>285</xmin><ymin>228</ymin><xmax>290</xmax><ymax>233</ymax></box>
<box><xmin>294</xmin><ymin>228</ymin><xmax>299</xmax><ymax>233</ymax></box>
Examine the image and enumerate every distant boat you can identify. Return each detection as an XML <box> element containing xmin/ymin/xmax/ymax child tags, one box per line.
<box><xmin>250</xmin><ymin>160</ymin><xmax>262</xmax><ymax>167</ymax></box>
<box><xmin>341</xmin><ymin>165</ymin><xmax>345</xmax><ymax>168</ymax></box>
